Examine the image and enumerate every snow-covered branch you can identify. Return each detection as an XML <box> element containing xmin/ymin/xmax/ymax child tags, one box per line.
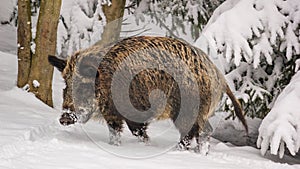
<box><xmin>194</xmin><ymin>0</ymin><xmax>300</xmax><ymax>118</ymax></box>
<box><xmin>257</xmin><ymin>71</ymin><xmax>300</xmax><ymax>158</ymax></box>
<box><xmin>57</xmin><ymin>0</ymin><xmax>105</xmax><ymax>57</ymax></box>
<box><xmin>196</xmin><ymin>0</ymin><xmax>300</xmax><ymax>66</ymax></box>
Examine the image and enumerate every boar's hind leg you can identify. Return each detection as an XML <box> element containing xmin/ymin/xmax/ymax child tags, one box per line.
<box><xmin>176</xmin><ymin>124</ymin><xmax>199</xmax><ymax>151</ymax></box>
<box><xmin>106</xmin><ymin>118</ymin><xmax>123</xmax><ymax>146</ymax></box>
<box><xmin>194</xmin><ymin>121</ymin><xmax>213</xmax><ymax>155</ymax></box>
<box><xmin>126</xmin><ymin>121</ymin><xmax>149</xmax><ymax>143</ymax></box>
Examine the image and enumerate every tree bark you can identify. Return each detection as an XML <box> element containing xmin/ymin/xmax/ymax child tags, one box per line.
<box><xmin>95</xmin><ymin>0</ymin><xmax>126</xmax><ymax>47</ymax></box>
<box><xmin>17</xmin><ymin>0</ymin><xmax>32</xmax><ymax>88</ymax></box>
<box><xmin>27</xmin><ymin>0</ymin><xmax>62</xmax><ymax>107</ymax></box>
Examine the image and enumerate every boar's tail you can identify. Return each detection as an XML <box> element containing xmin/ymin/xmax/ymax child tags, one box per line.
<box><xmin>226</xmin><ymin>85</ymin><xmax>248</xmax><ymax>134</ymax></box>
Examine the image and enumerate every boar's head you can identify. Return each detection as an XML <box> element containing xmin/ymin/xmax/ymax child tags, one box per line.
<box><xmin>48</xmin><ymin>49</ymin><xmax>105</xmax><ymax>126</ymax></box>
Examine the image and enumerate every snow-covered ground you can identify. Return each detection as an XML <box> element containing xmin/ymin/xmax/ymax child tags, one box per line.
<box><xmin>0</xmin><ymin>25</ymin><xmax>17</xmax><ymax>54</ymax></box>
<box><xmin>257</xmin><ymin>71</ymin><xmax>300</xmax><ymax>158</ymax></box>
<box><xmin>1</xmin><ymin>2</ymin><xmax>300</xmax><ymax>165</ymax></box>
<box><xmin>0</xmin><ymin>44</ymin><xmax>299</xmax><ymax>169</ymax></box>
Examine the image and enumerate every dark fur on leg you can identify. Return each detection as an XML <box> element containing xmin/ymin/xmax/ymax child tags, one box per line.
<box><xmin>107</xmin><ymin>119</ymin><xmax>123</xmax><ymax>146</ymax></box>
<box><xmin>177</xmin><ymin>124</ymin><xmax>199</xmax><ymax>150</ymax></box>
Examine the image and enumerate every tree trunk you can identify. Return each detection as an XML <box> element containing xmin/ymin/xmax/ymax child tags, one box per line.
<box><xmin>27</xmin><ymin>0</ymin><xmax>62</xmax><ymax>107</ymax></box>
<box><xmin>17</xmin><ymin>0</ymin><xmax>32</xmax><ymax>88</ymax></box>
<box><xmin>95</xmin><ymin>0</ymin><xmax>126</xmax><ymax>47</ymax></box>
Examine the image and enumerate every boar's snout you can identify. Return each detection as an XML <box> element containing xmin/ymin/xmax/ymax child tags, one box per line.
<box><xmin>59</xmin><ymin>112</ymin><xmax>77</xmax><ymax>126</ymax></box>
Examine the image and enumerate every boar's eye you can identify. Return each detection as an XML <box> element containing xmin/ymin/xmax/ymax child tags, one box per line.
<box><xmin>78</xmin><ymin>64</ymin><xmax>97</xmax><ymax>78</ymax></box>
<box><xmin>77</xmin><ymin>55</ymin><xmax>99</xmax><ymax>78</ymax></box>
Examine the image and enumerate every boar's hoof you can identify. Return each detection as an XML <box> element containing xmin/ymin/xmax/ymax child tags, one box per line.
<box><xmin>176</xmin><ymin>141</ymin><xmax>191</xmax><ymax>151</ymax></box>
<box><xmin>59</xmin><ymin>112</ymin><xmax>77</xmax><ymax>126</ymax></box>
<box><xmin>194</xmin><ymin>141</ymin><xmax>210</xmax><ymax>155</ymax></box>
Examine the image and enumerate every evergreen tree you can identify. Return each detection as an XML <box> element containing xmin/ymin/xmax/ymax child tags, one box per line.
<box><xmin>195</xmin><ymin>0</ymin><xmax>300</xmax><ymax>118</ymax></box>
<box><xmin>129</xmin><ymin>0</ymin><xmax>224</xmax><ymax>40</ymax></box>
<box><xmin>57</xmin><ymin>0</ymin><xmax>126</xmax><ymax>58</ymax></box>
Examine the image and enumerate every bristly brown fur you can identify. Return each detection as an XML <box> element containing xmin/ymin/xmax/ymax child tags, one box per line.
<box><xmin>94</xmin><ymin>36</ymin><xmax>248</xmax><ymax>134</ymax></box>
<box><xmin>52</xmin><ymin>36</ymin><xmax>248</xmax><ymax>146</ymax></box>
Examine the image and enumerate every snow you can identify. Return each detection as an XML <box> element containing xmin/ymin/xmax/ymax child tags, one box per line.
<box><xmin>257</xmin><ymin>71</ymin><xmax>300</xmax><ymax>158</ymax></box>
<box><xmin>32</xmin><ymin>80</ymin><xmax>40</xmax><ymax>88</ymax></box>
<box><xmin>195</xmin><ymin>0</ymin><xmax>300</xmax><ymax>67</ymax></box>
<box><xmin>0</xmin><ymin>0</ymin><xmax>16</xmax><ymax>23</ymax></box>
<box><xmin>195</xmin><ymin>0</ymin><xmax>300</xmax><ymax>158</ymax></box>
<box><xmin>0</xmin><ymin>40</ymin><xmax>299</xmax><ymax>169</ymax></box>
<box><xmin>0</xmin><ymin>1</ymin><xmax>300</xmax><ymax>167</ymax></box>
<box><xmin>0</xmin><ymin>25</ymin><xmax>17</xmax><ymax>54</ymax></box>
<box><xmin>296</xmin><ymin>59</ymin><xmax>300</xmax><ymax>72</ymax></box>
<box><xmin>194</xmin><ymin>0</ymin><xmax>300</xmax><ymax>120</ymax></box>
<box><xmin>57</xmin><ymin>0</ymin><xmax>105</xmax><ymax>57</ymax></box>
<box><xmin>101</xmin><ymin>0</ymin><xmax>112</xmax><ymax>6</ymax></box>
<box><xmin>57</xmin><ymin>0</ymin><xmax>203</xmax><ymax>57</ymax></box>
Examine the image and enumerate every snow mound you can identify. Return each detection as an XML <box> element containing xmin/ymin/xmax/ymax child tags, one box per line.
<box><xmin>257</xmin><ymin>71</ymin><xmax>300</xmax><ymax>158</ymax></box>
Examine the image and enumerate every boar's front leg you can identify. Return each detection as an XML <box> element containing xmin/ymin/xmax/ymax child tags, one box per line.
<box><xmin>106</xmin><ymin>117</ymin><xmax>123</xmax><ymax>146</ymax></box>
<box><xmin>126</xmin><ymin>120</ymin><xmax>149</xmax><ymax>143</ymax></box>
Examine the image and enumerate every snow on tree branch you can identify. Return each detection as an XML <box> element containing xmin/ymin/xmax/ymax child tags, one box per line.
<box><xmin>257</xmin><ymin>71</ymin><xmax>300</xmax><ymax>158</ymax></box>
<box><xmin>194</xmin><ymin>0</ymin><xmax>300</xmax><ymax>118</ymax></box>
<box><xmin>57</xmin><ymin>0</ymin><xmax>104</xmax><ymax>57</ymax></box>
<box><xmin>131</xmin><ymin>0</ymin><xmax>224</xmax><ymax>40</ymax></box>
<box><xmin>196</xmin><ymin>0</ymin><xmax>300</xmax><ymax>67</ymax></box>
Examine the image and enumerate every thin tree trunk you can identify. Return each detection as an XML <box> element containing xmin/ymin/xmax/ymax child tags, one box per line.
<box><xmin>95</xmin><ymin>0</ymin><xmax>126</xmax><ymax>47</ymax></box>
<box><xmin>27</xmin><ymin>0</ymin><xmax>62</xmax><ymax>107</ymax></box>
<box><xmin>17</xmin><ymin>0</ymin><xmax>32</xmax><ymax>88</ymax></box>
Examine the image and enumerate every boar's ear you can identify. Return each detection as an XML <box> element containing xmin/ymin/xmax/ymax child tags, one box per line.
<box><xmin>48</xmin><ymin>55</ymin><xmax>67</xmax><ymax>72</ymax></box>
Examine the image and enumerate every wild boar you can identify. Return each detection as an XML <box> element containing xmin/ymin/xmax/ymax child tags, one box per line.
<box><xmin>49</xmin><ymin>36</ymin><xmax>248</xmax><ymax>154</ymax></box>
